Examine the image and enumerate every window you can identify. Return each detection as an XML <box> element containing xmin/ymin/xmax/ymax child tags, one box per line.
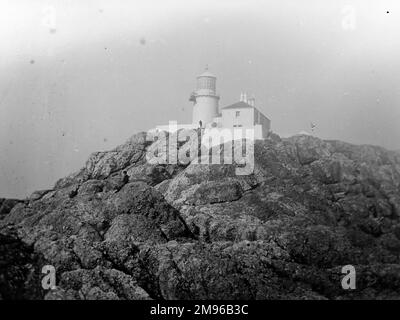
<box><xmin>235</xmin><ymin>111</ymin><xmax>240</xmax><ymax>117</ymax></box>
<box><xmin>233</xmin><ymin>124</ymin><xmax>242</xmax><ymax>127</ymax></box>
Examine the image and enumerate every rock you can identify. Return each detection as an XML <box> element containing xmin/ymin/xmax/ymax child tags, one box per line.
<box><xmin>45</xmin><ymin>267</ymin><xmax>151</xmax><ymax>300</ymax></box>
<box><xmin>0</xmin><ymin>198</ymin><xmax>22</xmax><ymax>220</ymax></box>
<box><xmin>160</xmin><ymin>162</ymin><xmax>257</xmax><ymax>207</ymax></box>
<box><xmin>0</xmin><ymin>230</ymin><xmax>45</xmax><ymax>299</ymax></box>
<box><xmin>309</xmin><ymin>153</ymin><xmax>357</xmax><ymax>184</ymax></box>
<box><xmin>29</xmin><ymin>189</ymin><xmax>53</xmax><ymax>201</ymax></box>
<box><xmin>286</xmin><ymin>135</ymin><xmax>332</xmax><ymax>165</ymax></box>
<box><xmin>182</xmin><ymin>180</ymin><xmax>243</xmax><ymax>205</ymax></box>
<box><xmin>78</xmin><ymin>180</ymin><xmax>105</xmax><ymax>195</ymax></box>
<box><xmin>54</xmin><ymin>132</ymin><xmax>151</xmax><ymax>189</ymax></box>
<box><xmin>1</xmin><ymin>132</ymin><xmax>400</xmax><ymax>299</ymax></box>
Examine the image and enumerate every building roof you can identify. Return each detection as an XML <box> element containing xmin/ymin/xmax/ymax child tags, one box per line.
<box><xmin>222</xmin><ymin>101</ymin><xmax>271</xmax><ymax>121</ymax></box>
<box><xmin>222</xmin><ymin>101</ymin><xmax>254</xmax><ymax>110</ymax></box>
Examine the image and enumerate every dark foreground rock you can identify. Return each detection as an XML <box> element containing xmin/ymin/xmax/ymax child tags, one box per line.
<box><xmin>1</xmin><ymin>133</ymin><xmax>400</xmax><ymax>299</ymax></box>
<box><xmin>0</xmin><ymin>229</ymin><xmax>45</xmax><ymax>299</ymax></box>
<box><xmin>0</xmin><ymin>199</ymin><xmax>23</xmax><ymax>220</ymax></box>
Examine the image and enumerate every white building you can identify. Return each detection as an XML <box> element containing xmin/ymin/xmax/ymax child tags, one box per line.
<box><xmin>154</xmin><ymin>67</ymin><xmax>271</xmax><ymax>140</ymax></box>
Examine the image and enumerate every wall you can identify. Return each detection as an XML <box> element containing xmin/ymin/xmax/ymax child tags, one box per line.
<box><xmin>192</xmin><ymin>96</ymin><xmax>219</xmax><ymax>125</ymax></box>
<box><xmin>221</xmin><ymin>107</ymin><xmax>271</xmax><ymax>139</ymax></box>
<box><xmin>221</xmin><ymin>108</ymin><xmax>254</xmax><ymax>128</ymax></box>
<box><xmin>253</xmin><ymin>108</ymin><xmax>271</xmax><ymax>138</ymax></box>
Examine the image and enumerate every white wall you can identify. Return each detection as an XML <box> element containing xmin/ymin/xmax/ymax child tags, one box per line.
<box><xmin>221</xmin><ymin>108</ymin><xmax>254</xmax><ymax>128</ymax></box>
<box><xmin>221</xmin><ymin>107</ymin><xmax>271</xmax><ymax>139</ymax></box>
<box><xmin>192</xmin><ymin>96</ymin><xmax>219</xmax><ymax>125</ymax></box>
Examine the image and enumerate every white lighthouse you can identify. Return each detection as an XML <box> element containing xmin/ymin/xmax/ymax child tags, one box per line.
<box><xmin>153</xmin><ymin>68</ymin><xmax>271</xmax><ymax>141</ymax></box>
<box><xmin>189</xmin><ymin>66</ymin><xmax>220</xmax><ymax>126</ymax></box>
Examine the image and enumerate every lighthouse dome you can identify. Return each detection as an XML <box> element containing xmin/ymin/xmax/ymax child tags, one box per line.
<box><xmin>197</xmin><ymin>70</ymin><xmax>216</xmax><ymax>78</ymax></box>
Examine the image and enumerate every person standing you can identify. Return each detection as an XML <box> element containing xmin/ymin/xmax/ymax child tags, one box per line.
<box><xmin>122</xmin><ymin>170</ymin><xmax>129</xmax><ymax>184</ymax></box>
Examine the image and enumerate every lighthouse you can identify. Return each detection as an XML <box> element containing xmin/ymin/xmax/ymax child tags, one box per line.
<box><xmin>154</xmin><ymin>67</ymin><xmax>271</xmax><ymax>140</ymax></box>
<box><xmin>189</xmin><ymin>66</ymin><xmax>220</xmax><ymax>126</ymax></box>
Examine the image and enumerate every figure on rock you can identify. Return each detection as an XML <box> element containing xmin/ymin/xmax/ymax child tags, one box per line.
<box><xmin>122</xmin><ymin>170</ymin><xmax>130</xmax><ymax>184</ymax></box>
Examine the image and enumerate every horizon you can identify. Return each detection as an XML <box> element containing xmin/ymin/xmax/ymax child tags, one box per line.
<box><xmin>1</xmin><ymin>0</ymin><xmax>400</xmax><ymax>198</ymax></box>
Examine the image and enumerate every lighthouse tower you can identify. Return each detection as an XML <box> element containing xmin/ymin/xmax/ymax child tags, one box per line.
<box><xmin>189</xmin><ymin>67</ymin><xmax>220</xmax><ymax>126</ymax></box>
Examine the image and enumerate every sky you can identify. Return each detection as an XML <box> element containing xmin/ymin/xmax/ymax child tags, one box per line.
<box><xmin>0</xmin><ymin>0</ymin><xmax>399</xmax><ymax>198</ymax></box>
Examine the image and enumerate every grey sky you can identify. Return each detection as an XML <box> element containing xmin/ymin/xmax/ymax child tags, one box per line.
<box><xmin>1</xmin><ymin>0</ymin><xmax>399</xmax><ymax>198</ymax></box>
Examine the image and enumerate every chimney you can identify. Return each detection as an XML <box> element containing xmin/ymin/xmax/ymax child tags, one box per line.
<box><xmin>243</xmin><ymin>92</ymin><xmax>248</xmax><ymax>103</ymax></box>
<box><xmin>248</xmin><ymin>97</ymin><xmax>255</xmax><ymax>107</ymax></box>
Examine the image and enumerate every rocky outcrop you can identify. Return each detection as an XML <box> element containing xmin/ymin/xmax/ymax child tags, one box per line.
<box><xmin>0</xmin><ymin>228</ymin><xmax>45</xmax><ymax>299</ymax></box>
<box><xmin>0</xmin><ymin>198</ymin><xmax>22</xmax><ymax>220</ymax></box>
<box><xmin>1</xmin><ymin>133</ymin><xmax>400</xmax><ymax>299</ymax></box>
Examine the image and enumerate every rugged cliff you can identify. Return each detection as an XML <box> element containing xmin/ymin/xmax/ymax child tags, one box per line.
<box><xmin>1</xmin><ymin>132</ymin><xmax>400</xmax><ymax>299</ymax></box>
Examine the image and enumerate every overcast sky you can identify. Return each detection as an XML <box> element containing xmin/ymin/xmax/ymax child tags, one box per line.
<box><xmin>1</xmin><ymin>0</ymin><xmax>399</xmax><ymax>198</ymax></box>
